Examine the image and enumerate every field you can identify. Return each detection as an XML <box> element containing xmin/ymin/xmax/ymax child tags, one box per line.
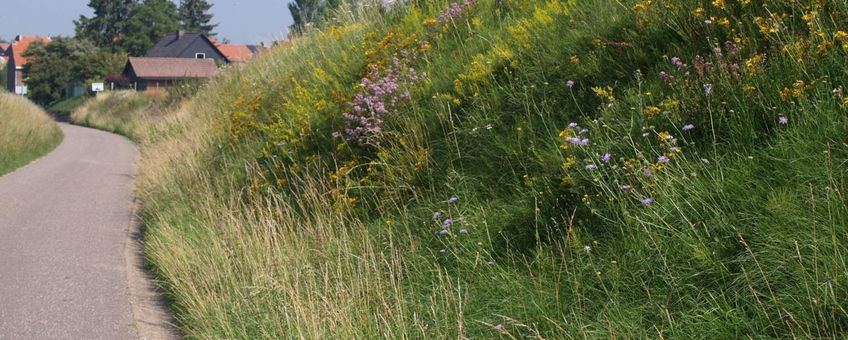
<box><xmin>0</xmin><ymin>93</ymin><xmax>63</xmax><ymax>176</ymax></box>
<box><xmin>74</xmin><ymin>0</ymin><xmax>848</xmax><ymax>338</ymax></box>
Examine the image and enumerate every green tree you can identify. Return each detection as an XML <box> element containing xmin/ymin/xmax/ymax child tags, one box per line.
<box><xmin>74</xmin><ymin>0</ymin><xmax>139</xmax><ymax>50</ymax></box>
<box><xmin>179</xmin><ymin>0</ymin><xmax>217</xmax><ymax>35</ymax></box>
<box><xmin>288</xmin><ymin>0</ymin><xmax>342</xmax><ymax>34</ymax></box>
<box><xmin>23</xmin><ymin>38</ymin><xmax>125</xmax><ymax>105</ymax></box>
<box><xmin>122</xmin><ymin>0</ymin><xmax>180</xmax><ymax>56</ymax></box>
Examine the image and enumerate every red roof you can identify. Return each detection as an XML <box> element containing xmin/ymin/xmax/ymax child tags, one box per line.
<box><xmin>126</xmin><ymin>57</ymin><xmax>219</xmax><ymax>79</ymax></box>
<box><xmin>8</xmin><ymin>36</ymin><xmax>50</xmax><ymax>67</ymax></box>
<box><xmin>218</xmin><ymin>44</ymin><xmax>254</xmax><ymax>62</ymax></box>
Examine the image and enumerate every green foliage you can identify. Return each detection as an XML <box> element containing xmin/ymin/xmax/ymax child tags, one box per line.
<box><xmin>0</xmin><ymin>63</ymin><xmax>6</xmax><ymax>93</ymax></box>
<box><xmin>74</xmin><ymin>0</ymin><xmax>138</xmax><ymax>51</ymax></box>
<box><xmin>123</xmin><ymin>0</ymin><xmax>180</xmax><ymax>56</ymax></box>
<box><xmin>288</xmin><ymin>0</ymin><xmax>344</xmax><ymax>34</ymax></box>
<box><xmin>23</xmin><ymin>37</ymin><xmax>125</xmax><ymax>105</ymax></box>
<box><xmin>178</xmin><ymin>0</ymin><xmax>217</xmax><ymax>35</ymax></box>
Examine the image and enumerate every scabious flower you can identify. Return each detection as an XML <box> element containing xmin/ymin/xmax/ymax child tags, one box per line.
<box><xmin>620</xmin><ymin>184</ymin><xmax>633</xmax><ymax>191</ymax></box>
<box><xmin>459</xmin><ymin>228</ymin><xmax>468</xmax><ymax>235</ymax></box>
<box><xmin>657</xmin><ymin>155</ymin><xmax>670</xmax><ymax>163</ymax></box>
<box><xmin>641</xmin><ymin>197</ymin><xmax>654</xmax><ymax>206</ymax></box>
<box><xmin>583</xmin><ymin>245</ymin><xmax>592</xmax><ymax>253</ymax></box>
<box><xmin>579</xmin><ymin>128</ymin><xmax>589</xmax><ymax>135</ymax></box>
<box><xmin>682</xmin><ymin>123</ymin><xmax>695</xmax><ymax>131</ymax></box>
<box><xmin>568</xmin><ymin>122</ymin><xmax>578</xmax><ymax>128</ymax></box>
<box><xmin>443</xmin><ymin>219</ymin><xmax>453</xmax><ymax>227</ymax></box>
<box><xmin>600</xmin><ymin>153</ymin><xmax>611</xmax><ymax>163</ymax></box>
<box><xmin>579</xmin><ymin>138</ymin><xmax>590</xmax><ymax>146</ymax></box>
<box><xmin>585</xmin><ymin>164</ymin><xmax>597</xmax><ymax>170</ymax></box>
<box><xmin>703</xmin><ymin>83</ymin><xmax>713</xmax><ymax>96</ymax></box>
<box><xmin>432</xmin><ymin>211</ymin><xmax>442</xmax><ymax>220</ymax></box>
<box><xmin>566</xmin><ymin>80</ymin><xmax>575</xmax><ymax>88</ymax></box>
<box><xmin>438</xmin><ymin>229</ymin><xmax>449</xmax><ymax>236</ymax></box>
<box><xmin>642</xmin><ymin>167</ymin><xmax>653</xmax><ymax>177</ymax></box>
<box><xmin>779</xmin><ymin>116</ymin><xmax>789</xmax><ymax>125</ymax></box>
<box><xmin>448</xmin><ymin>196</ymin><xmax>458</xmax><ymax>204</ymax></box>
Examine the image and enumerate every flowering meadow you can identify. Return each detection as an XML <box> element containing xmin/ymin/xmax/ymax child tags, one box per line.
<box><xmin>77</xmin><ymin>0</ymin><xmax>848</xmax><ymax>337</ymax></box>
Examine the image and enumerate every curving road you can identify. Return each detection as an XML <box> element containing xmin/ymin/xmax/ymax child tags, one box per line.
<box><xmin>0</xmin><ymin>123</ymin><xmax>177</xmax><ymax>339</ymax></box>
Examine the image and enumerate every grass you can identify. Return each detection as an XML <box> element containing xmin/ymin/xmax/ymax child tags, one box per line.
<box><xmin>0</xmin><ymin>93</ymin><xmax>63</xmax><ymax>176</ymax></box>
<box><xmin>47</xmin><ymin>95</ymin><xmax>89</xmax><ymax>121</ymax></box>
<box><xmin>75</xmin><ymin>0</ymin><xmax>848</xmax><ymax>338</ymax></box>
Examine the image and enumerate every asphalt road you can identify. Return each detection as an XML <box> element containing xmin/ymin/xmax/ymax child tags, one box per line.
<box><xmin>0</xmin><ymin>124</ymin><xmax>174</xmax><ymax>339</ymax></box>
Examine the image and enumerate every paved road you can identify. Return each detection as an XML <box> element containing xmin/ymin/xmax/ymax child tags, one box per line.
<box><xmin>0</xmin><ymin>124</ymin><xmax>168</xmax><ymax>339</ymax></box>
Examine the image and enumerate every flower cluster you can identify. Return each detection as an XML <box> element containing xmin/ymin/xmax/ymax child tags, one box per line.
<box><xmin>337</xmin><ymin>50</ymin><xmax>426</xmax><ymax>145</ymax></box>
<box><xmin>438</xmin><ymin>0</ymin><xmax>478</xmax><ymax>25</ymax></box>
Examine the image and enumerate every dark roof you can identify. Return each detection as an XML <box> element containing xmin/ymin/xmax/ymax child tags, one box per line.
<box><xmin>146</xmin><ymin>32</ymin><xmax>220</xmax><ymax>59</ymax></box>
<box><xmin>126</xmin><ymin>57</ymin><xmax>218</xmax><ymax>79</ymax></box>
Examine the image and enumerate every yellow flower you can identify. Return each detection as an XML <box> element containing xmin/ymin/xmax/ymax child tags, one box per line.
<box><xmin>643</xmin><ymin>106</ymin><xmax>662</xmax><ymax>118</ymax></box>
<box><xmin>835</xmin><ymin>31</ymin><xmax>848</xmax><ymax>40</ymax></box>
<box><xmin>592</xmin><ymin>86</ymin><xmax>615</xmax><ymax>102</ymax></box>
<box><xmin>562</xmin><ymin>156</ymin><xmax>576</xmax><ymax>170</ymax></box>
<box><xmin>694</xmin><ymin>7</ymin><xmax>705</xmax><ymax>17</ymax></box>
<box><xmin>570</xmin><ymin>55</ymin><xmax>580</xmax><ymax>64</ymax></box>
<box><xmin>711</xmin><ymin>0</ymin><xmax>725</xmax><ymax>10</ymax></box>
<box><xmin>561</xmin><ymin>176</ymin><xmax>576</xmax><ymax>186</ymax></box>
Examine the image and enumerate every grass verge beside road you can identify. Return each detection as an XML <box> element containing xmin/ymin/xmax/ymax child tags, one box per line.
<box><xmin>0</xmin><ymin>93</ymin><xmax>63</xmax><ymax>176</ymax></box>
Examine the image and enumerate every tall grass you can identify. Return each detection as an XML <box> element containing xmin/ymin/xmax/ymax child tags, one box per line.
<box><xmin>0</xmin><ymin>93</ymin><xmax>62</xmax><ymax>176</ymax></box>
<box><xmin>77</xmin><ymin>0</ymin><xmax>848</xmax><ymax>337</ymax></box>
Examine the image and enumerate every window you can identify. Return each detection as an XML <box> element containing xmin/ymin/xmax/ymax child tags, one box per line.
<box><xmin>195</xmin><ymin>53</ymin><xmax>206</xmax><ymax>59</ymax></box>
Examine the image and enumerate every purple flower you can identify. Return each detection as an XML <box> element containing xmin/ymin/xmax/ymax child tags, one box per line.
<box><xmin>443</xmin><ymin>219</ymin><xmax>453</xmax><ymax>227</ymax></box>
<box><xmin>438</xmin><ymin>229</ymin><xmax>449</xmax><ymax>236</ymax></box>
<box><xmin>642</xmin><ymin>167</ymin><xmax>653</xmax><ymax>177</ymax></box>
<box><xmin>448</xmin><ymin>196</ymin><xmax>458</xmax><ymax>204</ymax></box>
<box><xmin>657</xmin><ymin>155</ymin><xmax>670</xmax><ymax>163</ymax></box>
<box><xmin>432</xmin><ymin>211</ymin><xmax>442</xmax><ymax>220</ymax></box>
<box><xmin>566</xmin><ymin>80</ymin><xmax>575</xmax><ymax>88</ymax></box>
<box><xmin>459</xmin><ymin>228</ymin><xmax>468</xmax><ymax>235</ymax></box>
<box><xmin>778</xmin><ymin>116</ymin><xmax>789</xmax><ymax>125</ymax></box>
<box><xmin>568</xmin><ymin>122</ymin><xmax>578</xmax><ymax>128</ymax></box>
<box><xmin>641</xmin><ymin>197</ymin><xmax>654</xmax><ymax>206</ymax></box>
<box><xmin>682</xmin><ymin>123</ymin><xmax>695</xmax><ymax>131</ymax></box>
<box><xmin>600</xmin><ymin>153</ymin><xmax>611</xmax><ymax>163</ymax></box>
<box><xmin>579</xmin><ymin>128</ymin><xmax>589</xmax><ymax>135</ymax></box>
<box><xmin>703</xmin><ymin>83</ymin><xmax>713</xmax><ymax>96</ymax></box>
<box><xmin>579</xmin><ymin>138</ymin><xmax>590</xmax><ymax>146</ymax></box>
<box><xmin>585</xmin><ymin>164</ymin><xmax>597</xmax><ymax>170</ymax></box>
<box><xmin>620</xmin><ymin>184</ymin><xmax>633</xmax><ymax>191</ymax></box>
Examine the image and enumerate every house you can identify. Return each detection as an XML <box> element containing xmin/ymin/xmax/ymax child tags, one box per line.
<box><xmin>216</xmin><ymin>44</ymin><xmax>254</xmax><ymax>63</ymax></box>
<box><xmin>6</xmin><ymin>35</ymin><xmax>51</xmax><ymax>94</ymax></box>
<box><xmin>146</xmin><ymin>31</ymin><xmax>227</xmax><ymax>63</ymax></box>
<box><xmin>123</xmin><ymin>57</ymin><xmax>218</xmax><ymax>90</ymax></box>
<box><xmin>0</xmin><ymin>43</ymin><xmax>9</xmax><ymax>63</ymax></box>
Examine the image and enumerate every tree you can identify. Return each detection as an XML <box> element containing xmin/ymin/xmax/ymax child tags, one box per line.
<box><xmin>122</xmin><ymin>0</ymin><xmax>179</xmax><ymax>56</ymax></box>
<box><xmin>74</xmin><ymin>0</ymin><xmax>139</xmax><ymax>50</ymax></box>
<box><xmin>179</xmin><ymin>0</ymin><xmax>217</xmax><ymax>35</ymax></box>
<box><xmin>23</xmin><ymin>37</ymin><xmax>125</xmax><ymax>105</ymax></box>
<box><xmin>288</xmin><ymin>0</ymin><xmax>342</xmax><ymax>34</ymax></box>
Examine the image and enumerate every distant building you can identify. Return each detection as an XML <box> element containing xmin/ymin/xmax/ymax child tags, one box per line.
<box><xmin>123</xmin><ymin>57</ymin><xmax>218</xmax><ymax>91</ymax></box>
<box><xmin>217</xmin><ymin>44</ymin><xmax>255</xmax><ymax>63</ymax></box>
<box><xmin>5</xmin><ymin>35</ymin><xmax>51</xmax><ymax>94</ymax></box>
<box><xmin>146</xmin><ymin>31</ymin><xmax>227</xmax><ymax>63</ymax></box>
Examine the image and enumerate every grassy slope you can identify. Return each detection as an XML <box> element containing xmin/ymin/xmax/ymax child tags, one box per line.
<box><xmin>0</xmin><ymin>93</ymin><xmax>63</xmax><ymax>176</ymax></box>
<box><xmin>77</xmin><ymin>0</ymin><xmax>848</xmax><ymax>338</ymax></box>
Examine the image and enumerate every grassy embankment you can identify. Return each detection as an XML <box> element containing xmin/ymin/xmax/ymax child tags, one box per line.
<box><xmin>74</xmin><ymin>0</ymin><xmax>848</xmax><ymax>338</ymax></box>
<box><xmin>0</xmin><ymin>93</ymin><xmax>63</xmax><ymax>176</ymax></box>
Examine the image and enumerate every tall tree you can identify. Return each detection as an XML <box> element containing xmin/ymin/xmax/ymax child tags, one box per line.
<box><xmin>288</xmin><ymin>0</ymin><xmax>342</xmax><ymax>34</ymax></box>
<box><xmin>122</xmin><ymin>0</ymin><xmax>180</xmax><ymax>56</ymax></box>
<box><xmin>179</xmin><ymin>0</ymin><xmax>217</xmax><ymax>35</ymax></box>
<box><xmin>74</xmin><ymin>0</ymin><xmax>139</xmax><ymax>50</ymax></box>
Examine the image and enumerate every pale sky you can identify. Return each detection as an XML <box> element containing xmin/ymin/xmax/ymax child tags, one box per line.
<box><xmin>0</xmin><ymin>0</ymin><xmax>295</xmax><ymax>45</ymax></box>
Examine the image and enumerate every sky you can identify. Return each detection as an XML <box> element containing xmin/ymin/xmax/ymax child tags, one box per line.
<box><xmin>0</xmin><ymin>0</ymin><xmax>295</xmax><ymax>45</ymax></box>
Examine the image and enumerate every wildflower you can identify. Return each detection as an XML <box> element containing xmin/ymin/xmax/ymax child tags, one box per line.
<box><xmin>566</xmin><ymin>80</ymin><xmax>575</xmax><ymax>88</ymax></box>
<box><xmin>579</xmin><ymin>138</ymin><xmax>590</xmax><ymax>146</ymax></box>
<box><xmin>459</xmin><ymin>228</ymin><xmax>468</xmax><ymax>235</ymax></box>
<box><xmin>570</xmin><ymin>55</ymin><xmax>580</xmax><ymax>64</ymax></box>
<box><xmin>779</xmin><ymin>116</ymin><xmax>789</xmax><ymax>125</ymax></box>
<box><xmin>448</xmin><ymin>196</ymin><xmax>458</xmax><ymax>204</ymax></box>
<box><xmin>494</xmin><ymin>324</ymin><xmax>504</xmax><ymax>330</ymax></box>
<box><xmin>438</xmin><ymin>229</ymin><xmax>449</xmax><ymax>236</ymax></box>
<box><xmin>600</xmin><ymin>153</ymin><xmax>612</xmax><ymax>163</ymax></box>
<box><xmin>568</xmin><ymin>122</ymin><xmax>578</xmax><ymax>128</ymax></box>
<box><xmin>585</xmin><ymin>164</ymin><xmax>597</xmax><ymax>170</ymax></box>
<box><xmin>657</xmin><ymin>155</ymin><xmax>670</xmax><ymax>163</ymax></box>
<box><xmin>704</xmin><ymin>19</ymin><xmax>713</xmax><ymax>25</ymax></box>
<box><xmin>682</xmin><ymin>123</ymin><xmax>695</xmax><ymax>131</ymax></box>
<box><xmin>443</xmin><ymin>219</ymin><xmax>453</xmax><ymax>227</ymax></box>
<box><xmin>620</xmin><ymin>184</ymin><xmax>633</xmax><ymax>191</ymax></box>
<box><xmin>432</xmin><ymin>211</ymin><xmax>442</xmax><ymax>220</ymax></box>
<box><xmin>641</xmin><ymin>197</ymin><xmax>654</xmax><ymax>206</ymax></box>
<box><xmin>659</xmin><ymin>71</ymin><xmax>674</xmax><ymax>83</ymax></box>
<box><xmin>439</xmin><ymin>248</ymin><xmax>447</xmax><ymax>254</ymax></box>
<box><xmin>703</xmin><ymin>83</ymin><xmax>713</xmax><ymax>96</ymax></box>
<box><xmin>583</xmin><ymin>245</ymin><xmax>592</xmax><ymax>253</ymax></box>
<box><xmin>487</xmin><ymin>261</ymin><xmax>495</xmax><ymax>266</ymax></box>
<box><xmin>643</xmin><ymin>167</ymin><xmax>653</xmax><ymax>177</ymax></box>
<box><xmin>579</xmin><ymin>128</ymin><xmax>589</xmax><ymax>135</ymax></box>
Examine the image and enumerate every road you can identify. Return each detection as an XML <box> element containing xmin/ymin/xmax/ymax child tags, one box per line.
<box><xmin>0</xmin><ymin>123</ymin><xmax>177</xmax><ymax>339</ymax></box>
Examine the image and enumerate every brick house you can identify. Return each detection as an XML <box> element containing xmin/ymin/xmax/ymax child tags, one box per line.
<box><xmin>5</xmin><ymin>35</ymin><xmax>51</xmax><ymax>94</ymax></box>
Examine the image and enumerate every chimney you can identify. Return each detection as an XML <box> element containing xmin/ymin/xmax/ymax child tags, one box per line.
<box><xmin>15</xmin><ymin>35</ymin><xmax>22</xmax><ymax>42</ymax></box>
<box><xmin>176</xmin><ymin>30</ymin><xmax>184</xmax><ymax>40</ymax></box>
